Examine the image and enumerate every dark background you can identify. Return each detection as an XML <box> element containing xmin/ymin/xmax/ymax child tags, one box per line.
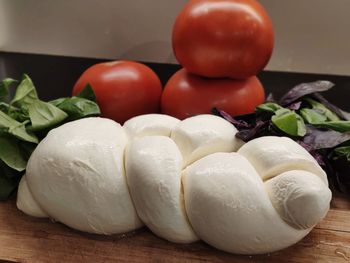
<box><xmin>0</xmin><ymin>51</ymin><xmax>349</xmax><ymax>110</ymax></box>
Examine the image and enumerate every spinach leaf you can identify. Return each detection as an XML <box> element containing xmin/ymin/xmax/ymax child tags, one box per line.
<box><xmin>0</xmin><ymin>78</ymin><xmax>17</xmax><ymax>101</ymax></box>
<box><xmin>10</xmin><ymin>74</ymin><xmax>38</xmax><ymax>108</ymax></box>
<box><xmin>279</xmin><ymin>81</ymin><xmax>334</xmax><ymax>106</ymax></box>
<box><xmin>0</xmin><ymin>110</ymin><xmax>38</xmax><ymax>143</ymax></box>
<box><xmin>0</xmin><ymin>136</ymin><xmax>27</xmax><ymax>172</ymax></box>
<box><xmin>28</xmin><ymin>100</ymin><xmax>68</xmax><ymax>131</ymax></box>
<box><xmin>272</xmin><ymin>109</ymin><xmax>306</xmax><ymax>137</ymax></box>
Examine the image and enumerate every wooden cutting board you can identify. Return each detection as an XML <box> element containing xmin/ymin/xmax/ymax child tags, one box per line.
<box><xmin>0</xmin><ymin>193</ymin><xmax>349</xmax><ymax>263</ymax></box>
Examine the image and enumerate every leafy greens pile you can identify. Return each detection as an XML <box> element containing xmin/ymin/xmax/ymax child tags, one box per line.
<box><xmin>214</xmin><ymin>80</ymin><xmax>350</xmax><ymax>194</ymax></box>
<box><xmin>0</xmin><ymin>74</ymin><xmax>100</xmax><ymax>200</ymax></box>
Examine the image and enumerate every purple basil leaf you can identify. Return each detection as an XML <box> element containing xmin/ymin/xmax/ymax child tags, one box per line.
<box><xmin>288</xmin><ymin>101</ymin><xmax>302</xmax><ymax>111</ymax></box>
<box><xmin>341</xmin><ymin>110</ymin><xmax>350</xmax><ymax>121</ymax></box>
<box><xmin>303</xmin><ymin>125</ymin><xmax>350</xmax><ymax>150</ymax></box>
<box><xmin>266</xmin><ymin>93</ymin><xmax>275</xmax><ymax>103</ymax></box>
<box><xmin>279</xmin><ymin>80</ymin><xmax>334</xmax><ymax>106</ymax></box>
<box><xmin>236</xmin><ymin>120</ymin><xmax>268</xmax><ymax>142</ymax></box>
<box><xmin>298</xmin><ymin>141</ymin><xmax>325</xmax><ymax>166</ymax></box>
<box><xmin>213</xmin><ymin>108</ymin><xmax>250</xmax><ymax>129</ymax></box>
<box><xmin>312</xmin><ymin>93</ymin><xmax>350</xmax><ymax>121</ymax></box>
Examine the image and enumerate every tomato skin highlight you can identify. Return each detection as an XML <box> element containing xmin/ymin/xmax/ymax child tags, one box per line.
<box><xmin>72</xmin><ymin>61</ymin><xmax>162</xmax><ymax>124</ymax></box>
<box><xmin>161</xmin><ymin>68</ymin><xmax>265</xmax><ymax>120</ymax></box>
<box><xmin>172</xmin><ymin>0</ymin><xmax>274</xmax><ymax>79</ymax></box>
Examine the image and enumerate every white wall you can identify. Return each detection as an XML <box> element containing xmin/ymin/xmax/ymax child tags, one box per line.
<box><xmin>0</xmin><ymin>0</ymin><xmax>349</xmax><ymax>76</ymax></box>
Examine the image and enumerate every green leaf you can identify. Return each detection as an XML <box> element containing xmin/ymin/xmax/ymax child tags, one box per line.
<box><xmin>0</xmin><ymin>102</ymin><xmax>29</xmax><ymax>122</ymax></box>
<box><xmin>49</xmin><ymin>97</ymin><xmax>67</xmax><ymax>107</ymax></box>
<box><xmin>272</xmin><ymin>109</ymin><xmax>306</xmax><ymax>137</ymax></box>
<box><xmin>313</xmin><ymin>121</ymin><xmax>350</xmax><ymax>133</ymax></box>
<box><xmin>10</xmin><ymin>74</ymin><xmax>38</xmax><ymax>108</ymax></box>
<box><xmin>256</xmin><ymin>103</ymin><xmax>283</xmax><ymax>113</ymax></box>
<box><xmin>51</xmin><ymin>96</ymin><xmax>100</xmax><ymax>120</ymax></box>
<box><xmin>304</xmin><ymin>98</ymin><xmax>340</xmax><ymax>121</ymax></box>
<box><xmin>0</xmin><ymin>78</ymin><xmax>17</xmax><ymax>101</ymax></box>
<box><xmin>28</xmin><ymin>100</ymin><xmax>68</xmax><ymax>131</ymax></box>
<box><xmin>0</xmin><ymin>170</ymin><xmax>20</xmax><ymax>201</ymax></box>
<box><xmin>333</xmin><ymin>146</ymin><xmax>350</xmax><ymax>161</ymax></box>
<box><xmin>0</xmin><ymin>102</ymin><xmax>9</xmax><ymax>112</ymax></box>
<box><xmin>300</xmin><ymin>108</ymin><xmax>327</xmax><ymax>124</ymax></box>
<box><xmin>296</xmin><ymin>114</ymin><xmax>307</xmax><ymax>137</ymax></box>
<box><xmin>0</xmin><ymin>110</ymin><xmax>38</xmax><ymax>143</ymax></box>
<box><xmin>0</xmin><ymin>136</ymin><xmax>27</xmax><ymax>172</ymax></box>
<box><xmin>76</xmin><ymin>84</ymin><xmax>97</xmax><ymax>102</ymax></box>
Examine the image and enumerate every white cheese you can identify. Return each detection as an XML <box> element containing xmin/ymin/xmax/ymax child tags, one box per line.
<box><xmin>237</xmin><ymin>136</ymin><xmax>328</xmax><ymax>184</ymax></box>
<box><xmin>123</xmin><ymin>114</ymin><xmax>180</xmax><ymax>139</ymax></box>
<box><xmin>171</xmin><ymin>114</ymin><xmax>243</xmax><ymax>167</ymax></box>
<box><xmin>126</xmin><ymin>136</ymin><xmax>198</xmax><ymax>243</ymax></box>
<box><xmin>265</xmin><ymin>170</ymin><xmax>331</xmax><ymax>229</ymax></box>
<box><xmin>16</xmin><ymin>175</ymin><xmax>48</xmax><ymax>218</ymax></box>
<box><xmin>183</xmin><ymin>152</ymin><xmax>310</xmax><ymax>254</ymax></box>
<box><xmin>25</xmin><ymin>117</ymin><xmax>143</xmax><ymax>235</ymax></box>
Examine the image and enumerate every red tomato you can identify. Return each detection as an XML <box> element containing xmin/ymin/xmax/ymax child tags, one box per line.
<box><xmin>161</xmin><ymin>68</ymin><xmax>265</xmax><ymax>119</ymax></box>
<box><xmin>72</xmin><ymin>61</ymin><xmax>162</xmax><ymax>124</ymax></box>
<box><xmin>172</xmin><ymin>0</ymin><xmax>274</xmax><ymax>79</ymax></box>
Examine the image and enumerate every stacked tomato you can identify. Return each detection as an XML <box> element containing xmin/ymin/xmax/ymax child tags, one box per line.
<box><xmin>162</xmin><ymin>0</ymin><xmax>274</xmax><ymax>119</ymax></box>
<box><xmin>73</xmin><ymin>0</ymin><xmax>274</xmax><ymax>123</ymax></box>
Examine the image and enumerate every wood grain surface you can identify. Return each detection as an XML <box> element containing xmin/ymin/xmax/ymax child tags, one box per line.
<box><xmin>0</xmin><ymin>193</ymin><xmax>349</xmax><ymax>263</ymax></box>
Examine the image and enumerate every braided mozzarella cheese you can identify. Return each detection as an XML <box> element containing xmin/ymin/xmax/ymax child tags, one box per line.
<box><xmin>17</xmin><ymin>114</ymin><xmax>331</xmax><ymax>254</ymax></box>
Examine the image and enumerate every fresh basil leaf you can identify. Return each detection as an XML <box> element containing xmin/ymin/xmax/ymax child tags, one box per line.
<box><xmin>272</xmin><ymin>109</ymin><xmax>298</xmax><ymax>136</ymax></box>
<box><xmin>312</xmin><ymin>93</ymin><xmax>350</xmax><ymax>121</ymax></box>
<box><xmin>0</xmin><ymin>111</ymin><xmax>38</xmax><ymax>143</ymax></box>
<box><xmin>10</xmin><ymin>74</ymin><xmax>38</xmax><ymax>108</ymax></box>
<box><xmin>212</xmin><ymin>108</ymin><xmax>250</xmax><ymax>129</ymax></box>
<box><xmin>19</xmin><ymin>141</ymin><xmax>36</xmax><ymax>161</ymax></box>
<box><xmin>288</xmin><ymin>101</ymin><xmax>302</xmax><ymax>111</ymax></box>
<box><xmin>28</xmin><ymin>100</ymin><xmax>68</xmax><ymax>131</ymax></box>
<box><xmin>8</xmin><ymin>107</ymin><xmax>29</xmax><ymax>123</ymax></box>
<box><xmin>0</xmin><ymin>78</ymin><xmax>17</xmax><ymax>101</ymax></box>
<box><xmin>313</xmin><ymin>121</ymin><xmax>350</xmax><ymax>133</ymax></box>
<box><xmin>333</xmin><ymin>146</ymin><xmax>350</xmax><ymax>161</ymax></box>
<box><xmin>296</xmin><ymin>114</ymin><xmax>307</xmax><ymax>137</ymax></box>
<box><xmin>52</xmin><ymin>96</ymin><xmax>100</xmax><ymax>120</ymax></box>
<box><xmin>0</xmin><ymin>172</ymin><xmax>19</xmax><ymax>201</ymax></box>
<box><xmin>266</xmin><ymin>93</ymin><xmax>275</xmax><ymax>103</ymax></box>
<box><xmin>303</xmin><ymin>126</ymin><xmax>350</xmax><ymax>150</ymax></box>
<box><xmin>272</xmin><ymin>109</ymin><xmax>306</xmax><ymax>137</ymax></box>
<box><xmin>0</xmin><ymin>102</ymin><xmax>9</xmax><ymax>113</ymax></box>
<box><xmin>304</xmin><ymin>98</ymin><xmax>340</xmax><ymax>121</ymax></box>
<box><xmin>0</xmin><ymin>136</ymin><xmax>27</xmax><ymax>172</ymax></box>
<box><xmin>340</xmin><ymin>109</ymin><xmax>350</xmax><ymax>121</ymax></box>
<box><xmin>256</xmin><ymin>103</ymin><xmax>283</xmax><ymax>113</ymax></box>
<box><xmin>300</xmin><ymin>108</ymin><xmax>327</xmax><ymax>124</ymax></box>
<box><xmin>0</xmin><ymin>102</ymin><xmax>29</xmax><ymax>122</ymax></box>
<box><xmin>76</xmin><ymin>84</ymin><xmax>97</xmax><ymax>102</ymax></box>
<box><xmin>49</xmin><ymin>97</ymin><xmax>67</xmax><ymax>107</ymax></box>
<box><xmin>0</xmin><ymin>110</ymin><xmax>38</xmax><ymax>143</ymax></box>
<box><xmin>279</xmin><ymin>81</ymin><xmax>334</xmax><ymax>106</ymax></box>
